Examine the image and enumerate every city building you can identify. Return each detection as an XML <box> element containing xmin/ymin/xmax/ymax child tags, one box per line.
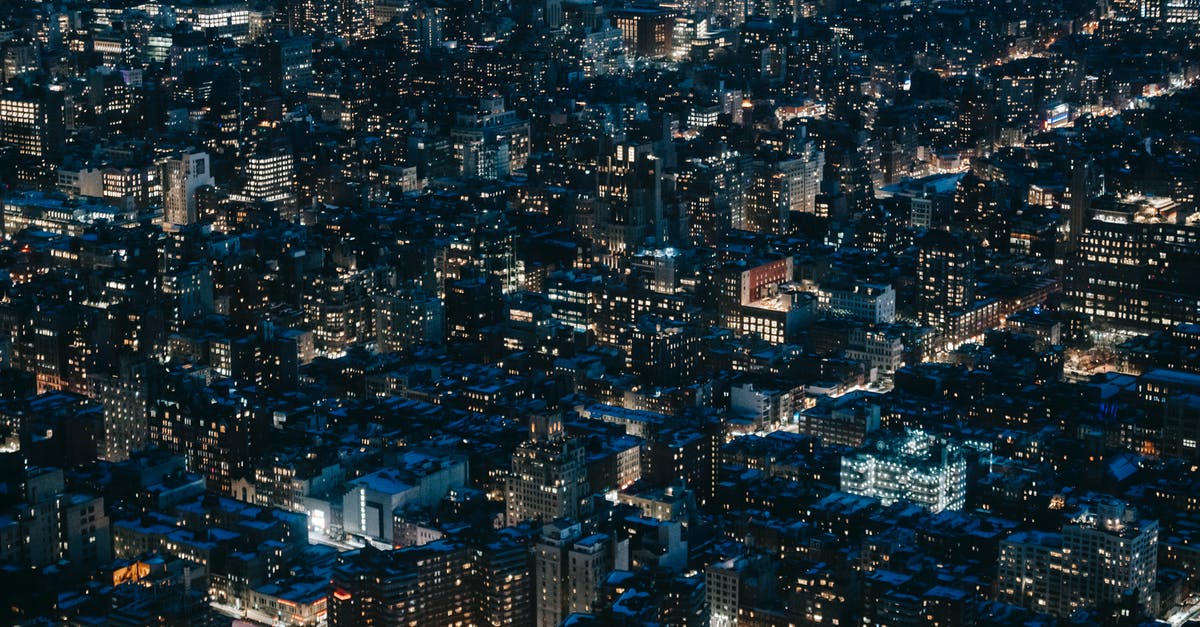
<box><xmin>506</xmin><ymin>413</ymin><xmax>592</xmax><ymax>525</ymax></box>
<box><xmin>840</xmin><ymin>430</ymin><xmax>968</xmax><ymax>513</ymax></box>
<box><xmin>997</xmin><ymin>499</ymin><xmax>1158</xmax><ymax>618</ymax></box>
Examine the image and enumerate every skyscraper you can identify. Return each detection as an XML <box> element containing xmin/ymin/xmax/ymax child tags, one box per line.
<box><xmin>533</xmin><ymin>519</ymin><xmax>580</xmax><ymax>627</ymax></box>
<box><xmin>450</xmin><ymin>96</ymin><xmax>531</xmax><ymax>179</ymax></box>
<box><xmin>505</xmin><ymin>412</ymin><xmax>591</xmax><ymax>525</ymax></box>
<box><xmin>1064</xmin><ymin>195</ymin><xmax>1200</xmax><ymax>330</ymax></box>
<box><xmin>531</xmin><ymin>519</ymin><xmax>618</xmax><ymax>627</ymax></box>
<box><xmin>997</xmin><ymin>499</ymin><xmax>1158</xmax><ymax>618</ymax></box>
<box><xmin>915</xmin><ymin>230</ymin><xmax>976</xmax><ymax>329</ymax></box>
<box><xmin>161</xmin><ymin>150</ymin><xmax>214</xmax><ymax>227</ymax></box>
<box><xmin>476</xmin><ymin>531</ymin><xmax>535</xmax><ymax>626</ymax></box>
<box><xmin>596</xmin><ymin>141</ymin><xmax>664</xmax><ymax>256</ymax></box>
<box><xmin>92</xmin><ymin>359</ymin><xmax>152</xmax><ymax>463</ymax></box>
<box><xmin>1066</xmin><ymin>158</ymin><xmax>1102</xmax><ymax>254</ymax></box>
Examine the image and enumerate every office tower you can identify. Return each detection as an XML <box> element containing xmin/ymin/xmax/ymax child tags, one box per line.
<box><xmin>1066</xmin><ymin>158</ymin><xmax>1102</xmax><ymax>254</ymax></box>
<box><xmin>172</xmin><ymin>3</ymin><xmax>252</xmax><ymax>42</ymax></box>
<box><xmin>505</xmin><ymin>413</ymin><xmax>591</xmax><ymax>525</ymax></box>
<box><xmin>953</xmin><ymin>174</ymin><xmax>1011</xmax><ymax>249</ymax></box>
<box><xmin>329</xmin><ymin>542</ymin><xmax>477</xmax><ymax>627</ymax></box>
<box><xmin>678</xmin><ymin>152</ymin><xmax>747</xmax><ymax>247</ymax></box>
<box><xmin>567</xmin><ymin>533</ymin><xmax>615</xmax><ymax>615</ymax></box>
<box><xmin>0</xmin><ymin>90</ymin><xmax>63</xmax><ymax>161</ymax></box>
<box><xmin>997</xmin><ymin>499</ymin><xmax>1158</xmax><ymax>618</ymax></box>
<box><xmin>161</xmin><ymin>150</ymin><xmax>214</xmax><ymax>227</ymax></box>
<box><xmin>0</xmin><ymin>86</ymin><xmax>65</xmax><ymax>184</ymax></box>
<box><xmin>1163</xmin><ymin>0</ymin><xmax>1200</xmax><ymax>24</ymax></box>
<box><xmin>840</xmin><ymin>429</ymin><xmax>968</xmax><ymax>513</ymax></box>
<box><xmin>533</xmin><ymin>519</ymin><xmax>581</xmax><ymax>627</ymax></box>
<box><xmin>915</xmin><ymin>230</ymin><xmax>976</xmax><ymax>329</ymax></box>
<box><xmin>744</xmin><ymin>162</ymin><xmax>791</xmax><ymax>234</ymax></box>
<box><xmin>596</xmin><ymin>141</ymin><xmax>664</xmax><ymax>256</ymax></box>
<box><xmin>261</xmin><ymin>35</ymin><xmax>313</xmax><ymax>94</ymax></box>
<box><xmin>149</xmin><ymin>384</ymin><xmax>261</xmax><ymax>496</ymax></box>
<box><xmin>446</xmin><ymin>275</ymin><xmax>503</xmax><ymax>344</ymax></box>
<box><xmin>240</xmin><ymin>150</ymin><xmax>298</xmax><ymax>220</ymax></box>
<box><xmin>476</xmin><ymin>531</ymin><xmax>535</xmax><ymax>626</ymax></box>
<box><xmin>243</xmin><ymin>151</ymin><xmax>295</xmax><ymax>199</ymax></box>
<box><xmin>375</xmin><ymin>291</ymin><xmax>445</xmax><ymax>351</ymax></box>
<box><xmin>610</xmin><ymin>7</ymin><xmax>677</xmax><ymax>59</ymax></box>
<box><xmin>1064</xmin><ymin>196</ymin><xmax>1200</xmax><ymax>330</ymax></box>
<box><xmin>92</xmin><ymin>359</ymin><xmax>152</xmax><ymax>463</ymax></box>
<box><xmin>744</xmin><ymin>138</ymin><xmax>821</xmax><ymax>234</ymax></box>
<box><xmin>546</xmin><ymin>271</ymin><xmax>601</xmax><ymax>333</ymax></box>
<box><xmin>787</xmin><ymin>126</ymin><xmax>825</xmax><ymax>216</ymax></box>
<box><xmin>955</xmin><ymin>81</ymin><xmax>997</xmax><ymax>152</ymax></box>
<box><xmin>450</xmin><ymin>96</ymin><xmax>531</xmax><ymax>179</ymax></box>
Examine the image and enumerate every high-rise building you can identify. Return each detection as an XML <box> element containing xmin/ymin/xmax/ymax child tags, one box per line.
<box><xmin>172</xmin><ymin>2</ymin><xmax>253</xmax><ymax>42</ymax></box>
<box><xmin>610</xmin><ymin>7</ymin><xmax>678</xmax><ymax>59</ymax></box>
<box><xmin>149</xmin><ymin>383</ymin><xmax>262</xmax><ymax>496</ymax></box>
<box><xmin>533</xmin><ymin>519</ymin><xmax>581</xmax><ymax>627</ymax></box>
<box><xmin>0</xmin><ymin>86</ymin><xmax>65</xmax><ymax>184</ymax></box>
<box><xmin>566</xmin><ymin>532</ymin><xmax>615</xmax><ymax>616</ymax></box>
<box><xmin>1064</xmin><ymin>195</ymin><xmax>1200</xmax><ymax>330</ymax></box>
<box><xmin>744</xmin><ymin>162</ymin><xmax>791</xmax><ymax>235</ymax></box>
<box><xmin>329</xmin><ymin>541</ymin><xmax>477</xmax><ymax>627</ymax></box>
<box><xmin>628</xmin><ymin>317</ymin><xmax>701</xmax><ymax>387</ymax></box>
<box><xmin>678</xmin><ymin>152</ymin><xmax>747</xmax><ymax>247</ymax></box>
<box><xmin>1066</xmin><ymin>158</ymin><xmax>1102</xmax><ymax>254</ymax></box>
<box><xmin>161</xmin><ymin>150</ymin><xmax>214</xmax><ymax>227</ymax></box>
<box><xmin>595</xmin><ymin>141</ymin><xmax>664</xmax><ymax>257</ymax></box>
<box><xmin>742</xmin><ymin>131</ymin><xmax>823</xmax><ymax>233</ymax></box>
<box><xmin>288</xmin><ymin>0</ymin><xmax>373</xmax><ymax>40</ymax></box>
<box><xmin>531</xmin><ymin>519</ymin><xmax>618</xmax><ymax>627</ymax></box>
<box><xmin>840</xmin><ymin>429</ymin><xmax>968</xmax><ymax>513</ymax></box>
<box><xmin>0</xmin><ymin>468</ymin><xmax>111</xmax><ymax>576</ymax></box>
<box><xmin>915</xmin><ymin>230</ymin><xmax>976</xmax><ymax>329</ymax></box>
<box><xmin>446</xmin><ymin>275</ymin><xmax>503</xmax><ymax>345</ymax></box>
<box><xmin>476</xmin><ymin>531</ymin><xmax>535</xmax><ymax>626</ymax></box>
<box><xmin>261</xmin><ymin>35</ymin><xmax>313</xmax><ymax>94</ymax></box>
<box><xmin>705</xmin><ymin>553</ymin><xmax>777</xmax><ymax>627</ymax></box>
<box><xmin>505</xmin><ymin>413</ymin><xmax>591</xmax><ymax>525</ymax></box>
<box><xmin>787</xmin><ymin>127</ymin><xmax>825</xmax><ymax>216</ymax></box>
<box><xmin>0</xmin><ymin>94</ymin><xmax>51</xmax><ymax>157</ymax></box>
<box><xmin>243</xmin><ymin>151</ymin><xmax>295</xmax><ymax>200</ymax></box>
<box><xmin>451</xmin><ymin>97</ymin><xmax>531</xmax><ymax>179</ymax></box>
<box><xmin>375</xmin><ymin>291</ymin><xmax>445</xmax><ymax>351</ymax></box>
<box><xmin>1162</xmin><ymin>0</ymin><xmax>1200</xmax><ymax>25</ymax></box>
<box><xmin>92</xmin><ymin>360</ymin><xmax>152</xmax><ymax>463</ymax></box>
<box><xmin>997</xmin><ymin>499</ymin><xmax>1158</xmax><ymax>618</ymax></box>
